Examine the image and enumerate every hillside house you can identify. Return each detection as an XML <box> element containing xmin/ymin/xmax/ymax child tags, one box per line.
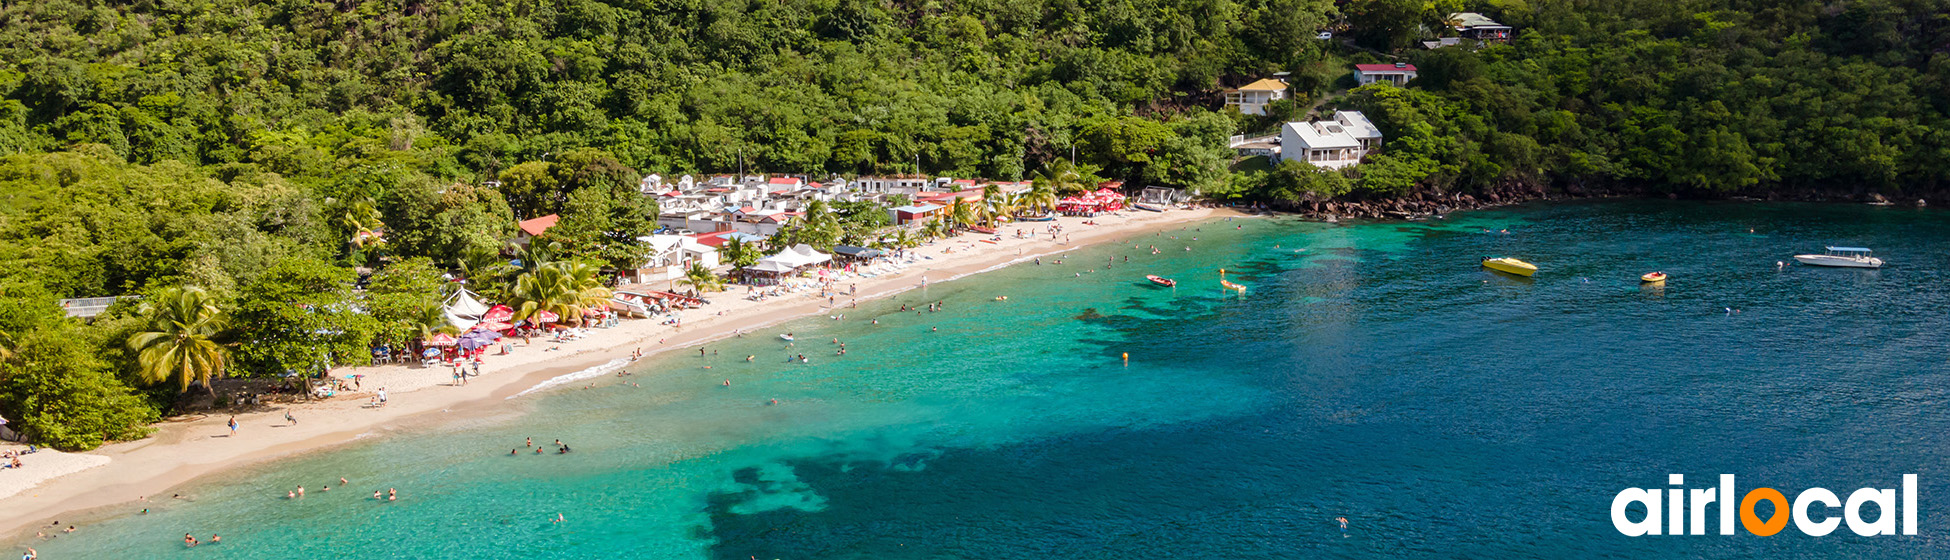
<box><xmin>1223</xmin><ymin>78</ymin><xmax>1288</xmax><ymax>116</ymax></box>
<box><xmin>1277</xmin><ymin>111</ymin><xmax>1384</xmax><ymax>170</ymax></box>
<box><xmin>1354</xmin><ymin>63</ymin><xmax>1418</xmax><ymax>86</ymax></box>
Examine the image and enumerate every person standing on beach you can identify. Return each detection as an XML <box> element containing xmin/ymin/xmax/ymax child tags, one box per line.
<box><xmin>227</xmin><ymin>416</ymin><xmax>237</xmax><ymax>436</ymax></box>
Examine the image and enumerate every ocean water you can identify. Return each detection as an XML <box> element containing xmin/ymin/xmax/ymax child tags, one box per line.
<box><xmin>23</xmin><ymin>201</ymin><xmax>1950</xmax><ymax>559</ymax></box>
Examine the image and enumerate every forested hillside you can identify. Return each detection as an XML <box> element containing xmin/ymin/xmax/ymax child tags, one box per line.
<box><xmin>0</xmin><ymin>0</ymin><xmax>1947</xmax><ymax>449</ymax></box>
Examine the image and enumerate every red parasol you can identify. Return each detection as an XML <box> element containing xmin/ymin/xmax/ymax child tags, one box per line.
<box><xmin>424</xmin><ymin>333</ymin><xmax>458</xmax><ymax>347</ymax></box>
<box><xmin>481</xmin><ymin>305</ymin><xmax>514</xmax><ymax>322</ymax></box>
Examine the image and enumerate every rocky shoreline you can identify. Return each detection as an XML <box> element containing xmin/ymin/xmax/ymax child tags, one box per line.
<box><xmin>1269</xmin><ymin>182</ymin><xmax>1940</xmax><ymax>221</ymax></box>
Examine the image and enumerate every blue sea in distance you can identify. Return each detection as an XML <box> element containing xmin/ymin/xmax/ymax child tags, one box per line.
<box><xmin>22</xmin><ymin>201</ymin><xmax>1950</xmax><ymax>559</ymax></box>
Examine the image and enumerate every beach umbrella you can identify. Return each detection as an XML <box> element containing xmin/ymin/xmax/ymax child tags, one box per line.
<box><xmin>425</xmin><ymin>333</ymin><xmax>458</xmax><ymax>347</ymax></box>
<box><xmin>533</xmin><ymin>310</ymin><xmax>560</xmax><ymax>324</ymax></box>
<box><xmin>421</xmin><ymin>348</ymin><xmax>441</xmax><ymax>358</ymax></box>
<box><xmin>476</xmin><ymin>321</ymin><xmax>514</xmax><ymax>331</ymax></box>
<box><xmin>481</xmin><ymin>305</ymin><xmax>514</xmax><ymax>322</ymax></box>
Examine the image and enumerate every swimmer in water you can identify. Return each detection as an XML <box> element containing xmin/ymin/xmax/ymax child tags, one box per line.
<box><xmin>1337</xmin><ymin>516</ymin><xmax>1348</xmax><ymax>535</ymax></box>
<box><xmin>724</xmin><ymin>380</ymin><xmax>731</xmax><ymax>386</ymax></box>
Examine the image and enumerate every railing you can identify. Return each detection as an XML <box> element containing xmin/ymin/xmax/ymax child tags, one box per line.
<box><xmin>59</xmin><ymin>296</ymin><xmax>123</xmax><ymax>318</ymax></box>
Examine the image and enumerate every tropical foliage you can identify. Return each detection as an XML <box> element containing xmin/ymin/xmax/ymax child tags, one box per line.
<box><xmin>506</xmin><ymin>261</ymin><xmax>612</xmax><ymax>328</ymax></box>
<box><xmin>126</xmin><ymin>287</ymin><xmax>228</xmax><ymax>394</ymax></box>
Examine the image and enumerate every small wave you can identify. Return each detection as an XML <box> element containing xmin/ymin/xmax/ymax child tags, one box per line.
<box><xmin>510</xmin><ymin>358</ymin><xmax>633</xmax><ymax>398</ymax></box>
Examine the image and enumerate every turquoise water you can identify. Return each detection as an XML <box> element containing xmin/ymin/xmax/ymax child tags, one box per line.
<box><xmin>24</xmin><ymin>201</ymin><xmax>1950</xmax><ymax>558</ymax></box>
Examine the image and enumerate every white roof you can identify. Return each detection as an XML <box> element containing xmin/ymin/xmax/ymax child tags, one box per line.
<box><xmin>636</xmin><ymin>234</ymin><xmax>686</xmax><ymax>255</ymax></box>
<box><xmin>1336</xmin><ymin>111</ymin><xmax>1382</xmax><ymax>140</ymax></box>
<box><xmin>756</xmin><ymin>244</ymin><xmax>832</xmax><ymax>270</ymax></box>
<box><xmin>1284</xmin><ymin>121</ymin><xmax>1361</xmax><ymax>149</ymax></box>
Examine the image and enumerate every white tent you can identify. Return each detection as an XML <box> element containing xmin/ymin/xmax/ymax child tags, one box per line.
<box><xmin>752</xmin><ymin>244</ymin><xmax>831</xmax><ymax>273</ymax></box>
<box><xmin>442</xmin><ymin>288</ymin><xmax>490</xmax><ymax>331</ymax></box>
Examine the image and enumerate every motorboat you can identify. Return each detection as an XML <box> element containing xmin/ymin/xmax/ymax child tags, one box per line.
<box><xmin>1640</xmin><ymin>272</ymin><xmax>1667</xmax><ymax>284</ymax></box>
<box><xmin>1146</xmin><ymin>274</ymin><xmax>1176</xmax><ymax>288</ymax></box>
<box><xmin>1481</xmin><ymin>257</ymin><xmax>1538</xmax><ymax>277</ymax></box>
<box><xmin>1133</xmin><ymin>203</ymin><xmax>1167</xmax><ymax>212</ymax></box>
<box><xmin>1793</xmin><ymin>247</ymin><xmax>1883</xmax><ymax>268</ymax></box>
<box><xmin>779</xmin><ymin>333</ymin><xmax>795</xmax><ymax>342</ymax></box>
<box><xmin>1014</xmin><ymin>214</ymin><xmax>1056</xmax><ymax>222</ymax></box>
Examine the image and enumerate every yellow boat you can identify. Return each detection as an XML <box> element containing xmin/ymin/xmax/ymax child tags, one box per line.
<box><xmin>1481</xmin><ymin>257</ymin><xmax>1537</xmax><ymax>277</ymax></box>
<box><xmin>1640</xmin><ymin>271</ymin><xmax>1667</xmax><ymax>284</ymax></box>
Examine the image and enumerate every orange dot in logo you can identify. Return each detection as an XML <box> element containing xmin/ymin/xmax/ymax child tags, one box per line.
<box><xmin>1740</xmin><ymin>488</ymin><xmax>1790</xmax><ymax>536</ymax></box>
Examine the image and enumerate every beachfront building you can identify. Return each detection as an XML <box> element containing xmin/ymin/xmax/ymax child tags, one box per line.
<box><xmin>1354</xmin><ymin>63</ymin><xmax>1417</xmax><ymax>86</ymax></box>
<box><xmin>890</xmin><ymin>203</ymin><xmax>944</xmax><ymax>226</ymax></box>
<box><xmin>624</xmin><ymin>234</ymin><xmax>721</xmax><ymax>283</ymax></box>
<box><xmin>1223</xmin><ymin>78</ymin><xmax>1288</xmax><ymax>116</ymax></box>
<box><xmin>1278</xmin><ymin>111</ymin><xmax>1384</xmax><ymax>169</ymax></box>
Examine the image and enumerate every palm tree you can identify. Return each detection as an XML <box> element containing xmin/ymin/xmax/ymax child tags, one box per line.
<box><xmin>404</xmin><ymin>299</ymin><xmax>458</xmax><ymax>341</ymax></box>
<box><xmin>920</xmin><ymin>216</ymin><xmax>946</xmax><ymax>241</ymax></box>
<box><xmin>977</xmin><ymin>185</ymin><xmax>1003</xmax><ymax>226</ymax></box>
<box><xmin>1032</xmin><ymin>160</ymin><xmax>1088</xmax><ymax>196</ymax></box>
<box><xmin>986</xmin><ymin>191</ymin><xmax>1020</xmax><ymax>225</ymax></box>
<box><xmin>720</xmin><ymin>237</ymin><xmax>760</xmax><ymax>270</ymax></box>
<box><xmin>506</xmin><ymin>260</ymin><xmax>613</xmax><ymax>328</ymax></box>
<box><xmin>946</xmin><ymin>198</ymin><xmax>976</xmax><ymax>231</ymax></box>
<box><xmin>127</xmin><ymin>286</ymin><xmax>229</xmax><ymax>395</ymax></box>
<box><xmin>676</xmin><ymin>263</ymin><xmax>724</xmax><ymax>293</ymax></box>
<box><xmin>1025</xmin><ymin>173</ymin><xmax>1060</xmax><ymax>214</ymax></box>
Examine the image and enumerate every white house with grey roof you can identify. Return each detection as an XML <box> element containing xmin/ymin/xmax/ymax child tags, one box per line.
<box><xmin>1277</xmin><ymin>111</ymin><xmax>1384</xmax><ymax>169</ymax></box>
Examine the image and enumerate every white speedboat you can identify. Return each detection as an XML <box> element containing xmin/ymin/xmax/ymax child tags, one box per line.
<box><xmin>1793</xmin><ymin>247</ymin><xmax>1883</xmax><ymax>268</ymax></box>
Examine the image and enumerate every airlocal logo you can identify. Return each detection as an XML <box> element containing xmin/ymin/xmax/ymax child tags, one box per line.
<box><xmin>1612</xmin><ymin>474</ymin><xmax>1916</xmax><ymax>536</ymax></box>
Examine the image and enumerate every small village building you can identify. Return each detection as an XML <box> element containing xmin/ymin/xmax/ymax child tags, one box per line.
<box><xmin>1223</xmin><ymin>78</ymin><xmax>1288</xmax><ymax>116</ymax></box>
<box><xmin>1354</xmin><ymin>63</ymin><xmax>1418</xmax><ymax>86</ymax></box>
<box><xmin>514</xmin><ymin>214</ymin><xmax>559</xmax><ymax>246</ymax></box>
<box><xmin>890</xmin><ymin>203</ymin><xmax>944</xmax><ymax>226</ymax></box>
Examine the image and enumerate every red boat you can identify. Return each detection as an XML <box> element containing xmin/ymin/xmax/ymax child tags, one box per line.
<box><xmin>1146</xmin><ymin>275</ymin><xmax>1177</xmax><ymax>288</ymax></box>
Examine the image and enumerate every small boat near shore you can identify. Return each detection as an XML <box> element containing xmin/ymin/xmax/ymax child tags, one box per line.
<box><xmin>1146</xmin><ymin>274</ymin><xmax>1176</xmax><ymax>288</ymax></box>
<box><xmin>1793</xmin><ymin>247</ymin><xmax>1883</xmax><ymax>268</ymax></box>
<box><xmin>1014</xmin><ymin>214</ymin><xmax>1056</xmax><ymax>222</ymax></box>
<box><xmin>779</xmin><ymin>333</ymin><xmax>795</xmax><ymax>342</ymax></box>
<box><xmin>1218</xmin><ymin>269</ymin><xmax>1246</xmax><ymax>292</ymax></box>
<box><xmin>1481</xmin><ymin>257</ymin><xmax>1537</xmax><ymax>277</ymax></box>
<box><xmin>1133</xmin><ymin>203</ymin><xmax>1166</xmax><ymax>212</ymax></box>
<box><xmin>1640</xmin><ymin>271</ymin><xmax>1667</xmax><ymax>284</ymax></box>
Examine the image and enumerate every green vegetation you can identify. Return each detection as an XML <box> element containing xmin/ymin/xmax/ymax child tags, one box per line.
<box><xmin>1217</xmin><ymin>0</ymin><xmax>1950</xmax><ymax>204</ymax></box>
<box><xmin>0</xmin><ymin>0</ymin><xmax>1944</xmax><ymax>448</ymax></box>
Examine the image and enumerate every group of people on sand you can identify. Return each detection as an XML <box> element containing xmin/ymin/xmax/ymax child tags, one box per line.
<box><xmin>511</xmin><ymin>437</ymin><xmax>572</xmax><ymax>456</ymax></box>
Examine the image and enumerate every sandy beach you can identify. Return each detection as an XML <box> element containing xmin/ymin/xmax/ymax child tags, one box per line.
<box><xmin>0</xmin><ymin>206</ymin><xmax>1237</xmax><ymax>538</ymax></box>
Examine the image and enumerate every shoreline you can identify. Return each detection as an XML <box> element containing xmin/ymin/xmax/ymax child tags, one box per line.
<box><xmin>0</xmin><ymin>206</ymin><xmax>1240</xmax><ymax>540</ymax></box>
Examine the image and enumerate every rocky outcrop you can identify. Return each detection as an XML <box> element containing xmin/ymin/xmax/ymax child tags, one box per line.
<box><xmin>1265</xmin><ymin>181</ymin><xmax>1945</xmax><ymax>222</ymax></box>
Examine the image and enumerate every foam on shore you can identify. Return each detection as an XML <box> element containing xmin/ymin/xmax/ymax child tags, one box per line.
<box><xmin>510</xmin><ymin>357</ymin><xmax>634</xmax><ymax>398</ymax></box>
